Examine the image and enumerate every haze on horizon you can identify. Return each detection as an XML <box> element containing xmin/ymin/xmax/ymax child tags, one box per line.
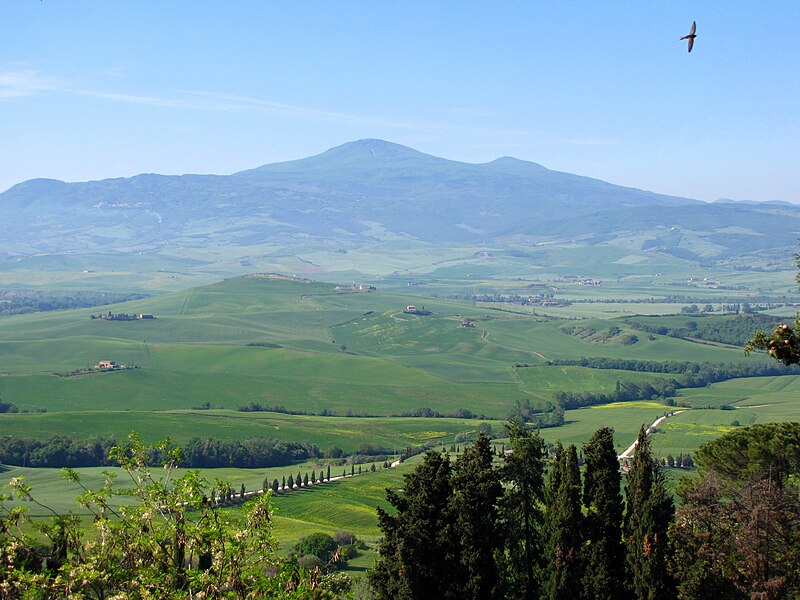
<box><xmin>2</xmin><ymin>2</ymin><xmax>798</xmax><ymax>203</ymax></box>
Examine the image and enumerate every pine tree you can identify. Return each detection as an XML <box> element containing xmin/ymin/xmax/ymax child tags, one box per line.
<box><xmin>544</xmin><ymin>443</ymin><xmax>583</xmax><ymax>599</ymax></box>
<box><xmin>451</xmin><ymin>432</ymin><xmax>503</xmax><ymax>598</ymax></box>
<box><xmin>500</xmin><ymin>420</ymin><xmax>547</xmax><ymax>600</ymax></box>
<box><xmin>370</xmin><ymin>451</ymin><xmax>459</xmax><ymax>599</ymax></box>
<box><xmin>624</xmin><ymin>426</ymin><xmax>676</xmax><ymax>599</ymax></box>
<box><xmin>581</xmin><ymin>427</ymin><xmax>626</xmax><ymax>600</ymax></box>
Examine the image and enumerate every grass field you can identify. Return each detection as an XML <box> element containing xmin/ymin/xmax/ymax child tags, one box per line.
<box><xmin>0</xmin><ymin>274</ymin><xmax>790</xmax><ymax>446</ymax></box>
<box><xmin>2</xmin><ymin>273</ymin><xmax>798</xmax><ymax>556</ymax></box>
<box><xmin>0</xmin><ymin>410</ymin><xmax>497</xmax><ymax>451</ymax></box>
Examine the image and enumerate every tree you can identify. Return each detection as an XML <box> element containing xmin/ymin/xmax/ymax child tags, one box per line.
<box><xmin>0</xmin><ymin>433</ymin><xmax>329</xmax><ymax>597</ymax></box>
<box><xmin>370</xmin><ymin>451</ymin><xmax>460</xmax><ymax>599</ymax></box>
<box><xmin>623</xmin><ymin>426</ymin><xmax>675</xmax><ymax>600</ymax></box>
<box><xmin>670</xmin><ymin>423</ymin><xmax>800</xmax><ymax>598</ymax></box>
<box><xmin>499</xmin><ymin>420</ymin><xmax>547</xmax><ymax>599</ymax></box>
<box><xmin>272</xmin><ymin>478</ymin><xmax>279</xmax><ymax>494</ymax></box>
<box><xmin>450</xmin><ymin>432</ymin><xmax>503</xmax><ymax>598</ymax></box>
<box><xmin>745</xmin><ymin>250</ymin><xmax>800</xmax><ymax>365</ymax></box>
<box><xmin>295</xmin><ymin>532</ymin><xmax>339</xmax><ymax>565</ymax></box>
<box><xmin>745</xmin><ymin>320</ymin><xmax>800</xmax><ymax>365</ymax></box>
<box><xmin>693</xmin><ymin>422</ymin><xmax>800</xmax><ymax>490</ymax></box>
<box><xmin>581</xmin><ymin>427</ymin><xmax>626</xmax><ymax>600</ymax></box>
<box><xmin>544</xmin><ymin>443</ymin><xmax>583</xmax><ymax>600</ymax></box>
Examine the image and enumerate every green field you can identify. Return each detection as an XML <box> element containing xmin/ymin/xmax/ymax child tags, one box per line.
<box><xmin>0</xmin><ymin>410</ymin><xmax>496</xmax><ymax>451</ymax></box>
<box><xmin>2</xmin><ymin>273</ymin><xmax>799</xmax><ymax>554</ymax></box>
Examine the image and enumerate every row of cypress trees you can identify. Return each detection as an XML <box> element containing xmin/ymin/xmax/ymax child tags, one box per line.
<box><xmin>370</xmin><ymin>423</ymin><xmax>674</xmax><ymax>600</ymax></box>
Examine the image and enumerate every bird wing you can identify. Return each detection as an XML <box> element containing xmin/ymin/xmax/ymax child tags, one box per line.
<box><xmin>690</xmin><ymin>21</ymin><xmax>696</xmax><ymax>35</ymax></box>
<box><xmin>687</xmin><ymin>37</ymin><xmax>694</xmax><ymax>52</ymax></box>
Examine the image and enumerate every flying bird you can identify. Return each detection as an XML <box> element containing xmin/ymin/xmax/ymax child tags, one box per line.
<box><xmin>680</xmin><ymin>21</ymin><xmax>697</xmax><ymax>53</ymax></box>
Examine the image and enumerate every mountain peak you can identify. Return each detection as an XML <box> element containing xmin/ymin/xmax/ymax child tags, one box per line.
<box><xmin>484</xmin><ymin>156</ymin><xmax>548</xmax><ymax>175</ymax></box>
<box><xmin>235</xmin><ymin>139</ymin><xmax>447</xmax><ymax>177</ymax></box>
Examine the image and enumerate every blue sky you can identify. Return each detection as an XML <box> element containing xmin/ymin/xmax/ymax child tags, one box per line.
<box><xmin>2</xmin><ymin>1</ymin><xmax>798</xmax><ymax>202</ymax></box>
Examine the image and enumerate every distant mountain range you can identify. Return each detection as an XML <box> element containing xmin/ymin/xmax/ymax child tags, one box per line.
<box><xmin>2</xmin><ymin>139</ymin><xmax>799</xmax><ymax>266</ymax></box>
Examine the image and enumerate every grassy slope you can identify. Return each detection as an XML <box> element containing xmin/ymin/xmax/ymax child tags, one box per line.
<box><xmin>1</xmin><ymin>274</ymin><xmax>798</xmax><ymax>550</ymax></box>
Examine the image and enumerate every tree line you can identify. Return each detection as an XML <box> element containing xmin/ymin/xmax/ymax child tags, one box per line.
<box><xmin>543</xmin><ymin>358</ymin><xmax>798</xmax><ymax>410</ymax></box>
<box><xmin>626</xmin><ymin>313</ymin><xmax>781</xmax><ymax>346</ymax></box>
<box><xmin>0</xmin><ymin>435</ymin><xmax>322</xmax><ymax>469</ymax></box>
<box><xmin>0</xmin><ymin>289</ymin><xmax>148</xmax><ymax>316</ymax></box>
<box><xmin>370</xmin><ymin>421</ymin><xmax>800</xmax><ymax>599</ymax></box>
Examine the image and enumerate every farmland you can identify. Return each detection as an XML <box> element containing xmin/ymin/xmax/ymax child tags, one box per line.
<box><xmin>1</xmin><ymin>273</ymin><xmax>799</xmax><ymax>553</ymax></box>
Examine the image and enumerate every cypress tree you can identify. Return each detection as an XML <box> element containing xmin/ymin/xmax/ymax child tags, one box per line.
<box><xmin>296</xmin><ymin>471</ymin><xmax>302</xmax><ymax>487</ymax></box>
<box><xmin>499</xmin><ymin>420</ymin><xmax>547</xmax><ymax>600</ymax></box>
<box><xmin>272</xmin><ymin>478</ymin><xmax>279</xmax><ymax>494</ymax></box>
<box><xmin>351</xmin><ymin>464</ymin><xmax>355</xmax><ymax>476</ymax></box>
<box><xmin>303</xmin><ymin>473</ymin><xmax>309</xmax><ymax>486</ymax></box>
<box><xmin>287</xmin><ymin>474</ymin><xmax>294</xmax><ymax>489</ymax></box>
<box><xmin>624</xmin><ymin>426</ymin><xmax>675</xmax><ymax>599</ymax></box>
<box><xmin>581</xmin><ymin>427</ymin><xmax>626</xmax><ymax>600</ymax></box>
<box><xmin>311</xmin><ymin>470</ymin><xmax>316</xmax><ymax>484</ymax></box>
<box><xmin>544</xmin><ymin>443</ymin><xmax>583</xmax><ymax>600</ymax></box>
<box><xmin>327</xmin><ymin>464</ymin><xmax>331</xmax><ymax>481</ymax></box>
<box><xmin>281</xmin><ymin>476</ymin><xmax>286</xmax><ymax>490</ymax></box>
<box><xmin>370</xmin><ymin>451</ymin><xmax>459</xmax><ymax>599</ymax></box>
<box><xmin>451</xmin><ymin>432</ymin><xmax>504</xmax><ymax>598</ymax></box>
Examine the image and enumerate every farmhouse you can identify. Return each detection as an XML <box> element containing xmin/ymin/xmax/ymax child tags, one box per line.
<box><xmin>95</xmin><ymin>360</ymin><xmax>119</xmax><ymax>370</ymax></box>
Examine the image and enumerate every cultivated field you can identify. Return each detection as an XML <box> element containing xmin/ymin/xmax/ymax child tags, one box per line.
<box><xmin>2</xmin><ymin>273</ymin><xmax>798</xmax><ymax>551</ymax></box>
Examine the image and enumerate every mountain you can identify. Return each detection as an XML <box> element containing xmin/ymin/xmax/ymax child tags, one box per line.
<box><xmin>1</xmin><ymin>139</ymin><xmax>799</xmax><ymax>267</ymax></box>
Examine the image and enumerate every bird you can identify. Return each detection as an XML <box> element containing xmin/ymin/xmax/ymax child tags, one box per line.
<box><xmin>680</xmin><ymin>21</ymin><xmax>697</xmax><ymax>53</ymax></box>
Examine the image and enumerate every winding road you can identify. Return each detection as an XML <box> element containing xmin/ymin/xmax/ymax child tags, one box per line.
<box><xmin>619</xmin><ymin>410</ymin><xmax>687</xmax><ymax>460</ymax></box>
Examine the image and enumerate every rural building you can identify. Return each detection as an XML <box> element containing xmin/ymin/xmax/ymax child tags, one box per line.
<box><xmin>95</xmin><ymin>360</ymin><xmax>118</xmax><ymax>370</ymax></box>
<box><xmin>138</xmin><ymin>313</ymin><xmax>155</xmax><ymax>319</ymax></box>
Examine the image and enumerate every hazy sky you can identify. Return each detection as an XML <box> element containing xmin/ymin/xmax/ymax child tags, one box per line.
<box><xmin>2</xmin><ymin>2</ymin><xmax>798</xmax><ymax>202</ymax></box>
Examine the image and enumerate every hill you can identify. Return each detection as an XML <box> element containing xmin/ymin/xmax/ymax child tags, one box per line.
<box><xmin>3</xmin><ymin>140</ymin><xmax>798</xmax><ymax>284</ymax></box>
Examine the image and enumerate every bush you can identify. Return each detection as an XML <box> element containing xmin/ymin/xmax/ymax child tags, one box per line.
<box><xmin>295</xmin><ymin>533</ymin><xmax>338</xmax><ymax>564</ymax></box>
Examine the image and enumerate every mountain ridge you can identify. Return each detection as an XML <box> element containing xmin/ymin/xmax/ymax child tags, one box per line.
<box><xmin>1</xmin><ymin>139</ymin><xmax>798</xmax><ymax>273</ymax></box>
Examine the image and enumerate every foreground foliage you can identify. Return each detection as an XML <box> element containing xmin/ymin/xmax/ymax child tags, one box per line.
<box><xmin>0</xmin><ymin>433</ymin><xmax>341</xmax><ymax>599</ymax></box>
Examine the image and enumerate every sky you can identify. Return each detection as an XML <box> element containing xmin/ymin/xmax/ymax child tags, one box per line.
<box><xmin>2</xmin><ymin>1</ymin><xmax>799</xmax><ymax>202</ymax></box>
